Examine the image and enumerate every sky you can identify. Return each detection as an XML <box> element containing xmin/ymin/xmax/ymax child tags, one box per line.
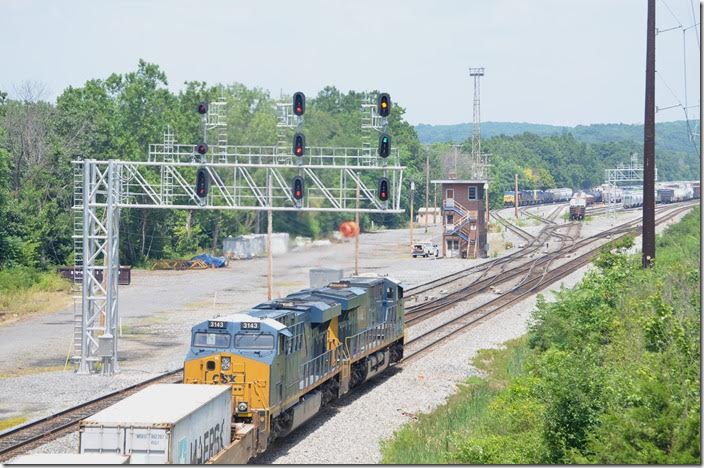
<box><xmin>0</xmin><ymin>0</ymin><xmax>700</xmax><ymax>126</ymax></box>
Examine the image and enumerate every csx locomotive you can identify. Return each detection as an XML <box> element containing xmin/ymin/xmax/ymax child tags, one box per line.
<box><xmin>183</xmin><ymin>276</ymin><xmax>404</xmax><ymax>455</ymax></box>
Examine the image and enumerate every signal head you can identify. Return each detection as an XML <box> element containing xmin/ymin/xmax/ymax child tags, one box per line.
<box><xmin>378</xmin><ymin>93</ymin><xmax>391</xmax><ymax>117</ymax></box>
<box><xmin>378</xmin><ymin>133</ymin><xmax>391</xmax><ymax>158</ymax></box>
<box><xmin>196</xmin><ymin>142</ymin><xmax>208</xmax><ymax>155</ymax></box>
<box><xmin>293</xmin><ymin>92</ymin><xmax>305</xmax><ymax>116</ymax></box>
<box><xmin>197</xmin><ymin>101</ymin><xmax>209</xmax><ymax>115</ymax></box>
<box><xmin>292</xmin><ymin>176</ymin><xmax>305</xmax><ymax>201</ymax></box>
<box><xmin>378</xmin><ymin>177</ymin><xmax>390</xmax><ymax>202</ymax></box>
<box><xmin>196</xmin><ymin>168</ymin><xmax>209</xmax><ymax>199</ymax></box>
<box><xmin>292</xmin><ymin>133</ymin><xmax>305</xmax><ymax>157</ymax></box>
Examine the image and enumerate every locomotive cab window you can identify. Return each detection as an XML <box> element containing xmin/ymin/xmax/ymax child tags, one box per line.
<box><xmin>234</xmin><ymin>333</ymin><xmax>274</xmax><ymax>350</ymax></box>
<box><xmin>193</xmin><ymin>332</ymin><xmax>230</xmax><ymax>348</ymax></box>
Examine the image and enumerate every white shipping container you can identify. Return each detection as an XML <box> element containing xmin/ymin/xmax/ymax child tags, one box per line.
<box><xmin>8</xmin><ymin>453</ymin><xmax>130</xmax><ymax>464</ymax></box>
<box><xmin>79</xmin><ymin>384</ymin><xmax>232</xmax><ymax>464</ymax></box>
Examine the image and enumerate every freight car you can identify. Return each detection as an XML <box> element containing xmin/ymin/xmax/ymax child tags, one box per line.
<box><xmin>504</xmin><ymin>187</ymin><xmax>574</xmax><ymax>207</ymax></box>
<box><xmin>569</xmin><ymin>196</ymin><xmax>586</xmax><ymax>220</ymax></box>
<box><xmin>546</xmin><ymin>187</ymin><xmax>573</xmax><ymax>203</ymax></box>
<box><xmin>622</xmin><ymin>190</ymin><xmax>644</xmax><ymax>208</ymax></box>
<box><xmin>183</xmin><ymin>275</ymin><xmax>404</xmax><ymax>458</ymax></box>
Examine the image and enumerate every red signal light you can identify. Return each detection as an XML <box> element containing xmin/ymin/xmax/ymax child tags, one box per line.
<box><xmin>197</xmin><ymin>101</ymin><xmax>208</xmax><ymax>115</ymax></box>
<box><xmin>196</xmin><ymin>168</ymin><xmax>209</xmax><ymax>199</ymax></box>
<box><xmin>197</xmin><ymin>143</ymin><xmax>208</xmax><ymax>155</ymax></box>
<box><xmin>378</xmin><ymin>177</ymin><xmax>390</xmax><ymax>201</ymax></box>
<box><xmin>292</xmin><ymin>176</ymin><xmax>305</xmax><ymax>201</ymax></box>
<box><xmin>292</xmin><ymin>133</ymin><xmax>305</xmax><ymax>157</ymax></box>
<box><xmin>293</xmin><ymin>92</ymin><xmax>305</xmax><ymax>116</ymax></box>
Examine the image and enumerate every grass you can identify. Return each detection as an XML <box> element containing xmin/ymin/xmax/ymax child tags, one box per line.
<box><xmin>0</xmin><ymin>267</ymin><xmax>72</xmax><ymax>323</ymax></box>
<box><xmin>380</xmin><ymin>337</ymin><xmax>529</xmax><ymax>464</ymax></box>
<box><xmin>383</xmin><ymin>208</ymin><xmax>700</xmax><ymax>464</ymax></box>
<box><xmin>0</xmin><ymin>416</ymin><xmax>28</xmax><ymax>431</ymax></box>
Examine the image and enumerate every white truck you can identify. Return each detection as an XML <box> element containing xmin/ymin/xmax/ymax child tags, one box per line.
<box><xmin>412</xmin><ymin>242</ymin><xmax>438</xmax><ymax>258</ymax></box>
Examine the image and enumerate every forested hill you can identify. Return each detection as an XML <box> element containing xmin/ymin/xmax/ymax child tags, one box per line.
<box><xmin>416</xmin><ymin>120</ymin><xmax>700</xmax><ymax>154</ymax></box>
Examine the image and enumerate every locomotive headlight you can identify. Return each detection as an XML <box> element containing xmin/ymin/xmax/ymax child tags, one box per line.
<box><xmin>221</xmin><ymin>357</ymin><xmax>231</xmax><ymax>371</ymax></box>
<box><xmin>237</xmin><ymin>402</ymin><xmax>248</xmax><ymax>413</ymax></box>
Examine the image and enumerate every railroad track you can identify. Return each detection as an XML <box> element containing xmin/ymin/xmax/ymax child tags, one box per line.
<box><xmin>1</xmin><ymin>201</ymin><xmax>694</xmax><ymax>461</ymax></box>
<box><xmin>491</xmin><ymin>210</ymin><xmax>535</xmax><ymax>242</ymax></box>
<box><xmin>405</xmin><ymin>224</ymin><xmax>569</xmax><ymax>325</ymax></box>
<box><xmin>401</xmin><ymin>203</ymin><xmax>694</xmax><ymax>363</ymax></box>
<box><xmin>0</xmin><ymin>370</ymin><xmax>183</xmax><ymax>462</ymax></box>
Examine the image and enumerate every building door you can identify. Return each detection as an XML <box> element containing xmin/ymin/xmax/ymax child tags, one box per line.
<box><xmin>446</xmin><ymin>239</ymin><xmax>460</xmax><ymax>257</ymax></box>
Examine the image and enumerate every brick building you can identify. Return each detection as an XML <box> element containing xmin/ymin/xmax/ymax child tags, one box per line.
<box><xmin>432</xmin><ymin>179</ymin><xmax>489</xmax><ymax>258</ymax></box>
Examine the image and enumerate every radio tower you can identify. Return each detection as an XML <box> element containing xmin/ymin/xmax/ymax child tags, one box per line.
<box><xmin>468</xmin><ymin>67</ymin><xmax>488</xmax><ymax>179</ymax></box>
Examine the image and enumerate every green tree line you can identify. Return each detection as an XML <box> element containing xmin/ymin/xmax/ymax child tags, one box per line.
<box><xmin>0</xmin><ymin>60</ymin><xmax>699</xmax><ymax>271</ymax></box>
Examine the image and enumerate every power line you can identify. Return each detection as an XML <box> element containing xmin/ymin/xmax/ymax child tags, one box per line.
<box><xmin>655</xmin><ymin>0</ymin><xmax>700</xmax><ymax>157</ymax></box>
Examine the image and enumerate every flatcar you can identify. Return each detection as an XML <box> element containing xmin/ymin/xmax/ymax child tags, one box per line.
<box><xmin>183</xmin><ymin>276</ymin><xmax>404</xmax><ymax>456</ymax></box>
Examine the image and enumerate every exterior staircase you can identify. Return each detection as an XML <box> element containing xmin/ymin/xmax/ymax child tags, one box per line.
<box><xmin>444</xmin><ymin>199</ymin><xmax>473</xmax><ymax>243</ymax></box>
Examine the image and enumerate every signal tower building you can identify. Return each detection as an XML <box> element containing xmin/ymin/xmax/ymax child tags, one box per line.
<box><xmin>432</xmin><ymin>178</ymin><xmax>489</xmax><ymax>259</ymax></box>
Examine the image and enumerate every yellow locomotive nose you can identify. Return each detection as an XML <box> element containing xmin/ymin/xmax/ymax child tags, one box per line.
<box><xmin>184</xmin><ymin>353</ymin><xmax>270</xmax><ymax>420</ymax></box>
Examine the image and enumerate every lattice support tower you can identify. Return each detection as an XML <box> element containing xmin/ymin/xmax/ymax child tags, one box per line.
<box><xmin>604</xmin><ymin>153</ymin><xmax>658</xmax><ymax>223</ymax></box>
<box><xmin>73</xmin><ymin>144</ymin><xmax>405</xmax><ymax>374</ymax></box>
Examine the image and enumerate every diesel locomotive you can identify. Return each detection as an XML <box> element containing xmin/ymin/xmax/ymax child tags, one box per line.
<box><xmin>183</xmin><ymin>275</ymin><xmax>404</xmax><ymax>456</ymax></box>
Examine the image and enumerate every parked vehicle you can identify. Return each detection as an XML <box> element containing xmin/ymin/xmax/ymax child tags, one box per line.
<box><xmin>412</xmin><ymin>242</ymin><xmax>437</xmax><ymax>258</ymax></box>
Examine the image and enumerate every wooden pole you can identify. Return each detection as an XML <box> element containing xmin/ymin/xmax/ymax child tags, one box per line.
<box><xmin>485</xmin><ymin>182</ymin><xmax>489</xmax><ymax>255</ymax></box>
<box><xmin>354</xmin><ymin>180</ymin><xmax>360</xmax><ymax>275</ymax></box>
<box><xmin>424</xmin><ymin>151</ymin><xmax>430</xmax><ymax>233</ymax></box>
<box><xmin>409</xmin><ymin>182</ymin><xmax>415</xmax><ymax>252</ymax></box>
<box><xmin>642</xmin><ymin>0</ymin><xmax>656</xmax><ymax>268</ymax></box>
<box><xmin>514</xmin><ymin>173</ymin><xmax>519</xmax><ymax>218</ymax></box>
<box><xmin>433</xmin><ymin>183</ymin><xmax>437</xmax><ymax>226</ymax></box>
<box><xmin>267</xmin><ymin>173</ymin><xmax>273</xmax><ymax>300</ymax></box>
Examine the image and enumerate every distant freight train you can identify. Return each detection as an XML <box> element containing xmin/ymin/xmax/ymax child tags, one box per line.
<box><xmin>569</xmin><ymin>181</ymin><xmax>699</xmax><ymax>220</ymax></box>
<box><xmin>503</xmin><ymin>187</ymin><xmax>573</xmax><ymax>207</ymax></box>
<box><xmin>183</xmin><ymin>275</ymin><xmax>405</xmax><ymax>459</ymax></box>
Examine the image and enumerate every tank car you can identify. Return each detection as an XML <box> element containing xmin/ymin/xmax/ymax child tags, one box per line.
<box><xmin>569</xmin><ymin>194</ymin><xmax>586</xmax><ymax>220</ymax></box>
<box><xmin>183</xmin><ymin>276</ymin><xmax>404</xmax><ymax>456</ymax></box>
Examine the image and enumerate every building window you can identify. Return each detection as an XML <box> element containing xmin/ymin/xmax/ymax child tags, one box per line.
<box><xmin>447</xmin><ymin>214</ymin><xmax>454</xmax><ymax>224</ymax></box>
<box><xmin>468</xmin><ymin>186</ymin><xmax>478</xmax><ymax>200</ymax></box>
<box><xmin>446</xmin><ymin>189</ymin><xmax>454</xmax><ymax>200</ymax></box>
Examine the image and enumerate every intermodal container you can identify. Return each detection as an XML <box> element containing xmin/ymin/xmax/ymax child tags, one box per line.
<box><xmin>8</xmin><ymin>453</ymin><xmax>130</xmax><ymax>464</ymax></box>
<box><xmin>79</xmin><ymin>384</ymin><xmax>232</xmax><ymax>464</ymax></box>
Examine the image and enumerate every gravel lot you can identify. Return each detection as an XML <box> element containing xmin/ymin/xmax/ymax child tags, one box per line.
<box><xmin>4</xmin><ymin>204</ymin><xmax>694</xmax><ymax>462</ymax></box>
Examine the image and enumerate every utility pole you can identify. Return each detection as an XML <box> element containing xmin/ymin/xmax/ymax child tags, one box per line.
<box><xmin>354</xmin><ymin>179</ymin><xmax>360</xmax><ymax>275</ymax></box>
<box><xmin>643</xmin><ymin>0</ymin><xmax>656</xmax><ymax>268</ymax></box>
<box><xmin>433</xmin><ymin>184</ymin><xmax>437</xmax><ymax>226</ymax></box>
<box><xmin>485</xmin><ymin>182</ymin><xmax>489</xmax><ymax>230</ymax></box>
<box><xmin>424</xmin><ymin>151</ymin><xmax>430</xmax><ymax>233</ymax></box>
<box><xmin>514</xmin><ymin>173</ymin><xmax>519</xmax><ymax>218</ymax></box>
<box><xmin>267</xmin><ymin>172</ymin><xmax>273</xmax><ymax>300</ymax></box>
<box><xmin>410</xmin><ymin>181</ymin><xmax>415</xmax><ymax>251</ymax></box>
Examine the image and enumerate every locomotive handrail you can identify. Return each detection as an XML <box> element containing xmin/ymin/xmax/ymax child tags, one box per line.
<box><xmin>346</xmin><ymin>321</ymin><xmax>403</xmax><ymax>359</ymax></box>
<box><xmin>299</xmin><ymin>344</ymin><xmax>345</xmax><ymax>389</ymax></box>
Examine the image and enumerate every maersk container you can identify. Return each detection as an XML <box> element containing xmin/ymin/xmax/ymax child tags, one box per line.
<box><xmin>79</xmin><ymin>384</ymin><xmax>232</xmax><ymax>464</ymax></box>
